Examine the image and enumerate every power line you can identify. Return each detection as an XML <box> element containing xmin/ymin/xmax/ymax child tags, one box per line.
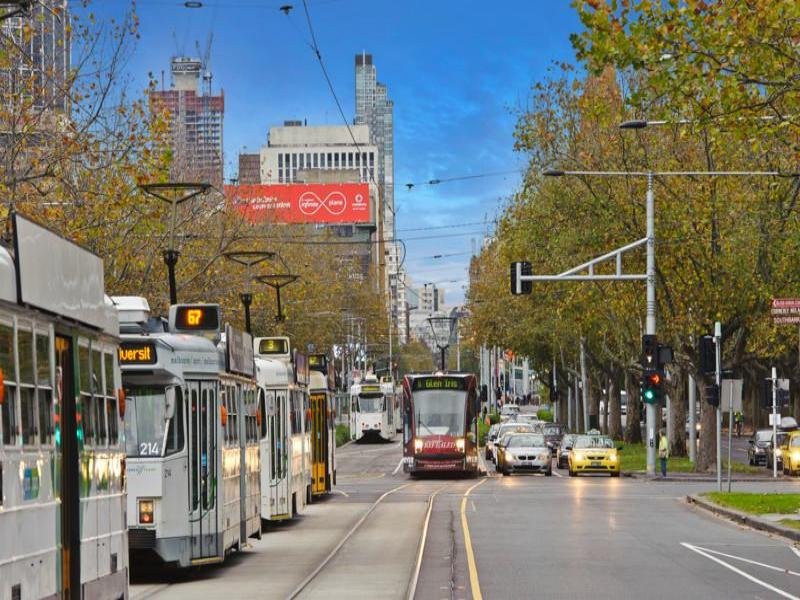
<box><xmin>396</xmin><ymin>220</ymin><xmax>489</xmax><ymax>232</ymax></box>
<box><xmin>403</xmin><ymin>169</ymin><xmax>523</xmax><ymax>190</ymax></box>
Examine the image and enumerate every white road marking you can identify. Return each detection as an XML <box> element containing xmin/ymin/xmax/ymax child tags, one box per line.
<box><xmin>791</xmin><ymin>546</ymin><xmax>800</xmax><ymax>560</ymax></box>
<box><xmin>552</xmin><ymin>469</ymin><xmax>563</xmax><ymax>478</ymax></box>
<box><xmin>682</xmin><ymin>543</ymin><xmax>800</xmax><ymax>600</ymax></box>
<box><xmin>332</xmin><ymin>489</ymin><xmax>350</xmax><ymax>498</ymax></box>
<box><xmin>693</xmin><ymin>545</ymin><xmax>800</xmax><ymax>577</ymax></box>
<box><xmin>392</xmin><ymin>457</ymin><xmax>405</xmax><ymax>475</ymax></box>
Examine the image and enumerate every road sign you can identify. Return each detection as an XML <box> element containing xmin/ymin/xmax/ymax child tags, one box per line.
<box><xmin>771</xmin><ymin>298</ymin><xmax>800</xmax><ymax>324</ymax></box>
<box><xmin>721</xmin><ymin>379</ymin><xmax>743</xmax><ymax>412</ymax></box>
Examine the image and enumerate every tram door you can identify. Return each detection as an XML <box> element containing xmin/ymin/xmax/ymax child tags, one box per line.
<box><xmin>268</xmin><ymin>391</ymin><xmax>290</xmax><ymax>517</ymax></box>
<box><xmin>55</xmin><ymin>335</ymin><xmax>80</xmax><ymax>600</ymax></box>
<box><xmin>188</xmin><ymin>380</ymin><xmax>220</xmax><ymax>561</ymax></box>
<box><xmin>310</xmin><ymin>393</ymin><xmax>326</xmax><ymax>494</ymax></box>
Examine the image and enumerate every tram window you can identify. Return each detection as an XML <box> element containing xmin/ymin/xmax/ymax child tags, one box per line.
<box><xmin>258</xmin><ymin>390</ymin><xmax>267</xmax><ymax>439</ymax></box>
<box><xmin>38</xmin><ymin>388</ymin><xmax>53</xmax><ymax>445</ymax></box>
<box><xmin>164</xmin><ymin>387</ymin><xmax>184</xmax><ymax>454</ymax></box>
<box><xmin>81</xmin><ymin>394</ymin><xmax>94</xmax><ymax>445</ymax></box>
<box><xmin>20</xmin><ymin>387</ymin><xmax>37</xmax><ymax>445</ymax></box>
<box><xmin>190</xmin><ymin>387</ymin><xmax>199</xmax><ymax>510</ymax></box>
<box><xmin>18</xmin><ymin>328</ymin><xmax>34</xmax><ymax>384</ymax></box>
<box><xmin>103</xmin><ymin>353</ymin><xmax>114</xmax><ymax>396</ymax></box>
<box><xmin>229</xmin><ymin>386</ymin><xmax>238</xmax><ymax>443</ymax></box>
<box><xmin>106</xmin><ymin>395</ymin><xmax>118</xmax><ymax>445</ymax></box>
<box><xmin>78</xmin><ymin>344</ymin><xmax>91</xmax><ymax>395</ymax></box>
<box><xmin>1</xmin><ymin>383</ymin><xmax>16</xmax><ymax>446</ymax></box>
<box><xmin>94</xmin><ymin>395</ymin><xmax>107</xmax><ymax>446</ymax></box>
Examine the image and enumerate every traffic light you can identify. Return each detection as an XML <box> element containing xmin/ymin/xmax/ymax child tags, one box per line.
<box><xmin>641</xmin><ymin>370</ymin><xmax>664</xmax><ymax>404</ymax></box>
<box><xmin>641</xmin><ymin>334</ymin><xmax>658</xmax><ymax>369</ymax></box>
<box><xmin>699</xmin><ymin>335</ymin><xmax>716</xmax><ymax>375</ymax></box>
<box><xmin>705</xmin><ymin>383</ymin><xmax>720</xmax><ymax>407</ymax></box>
<box><xmin>510</xmin><ymin>261</ymin><xmax>532</xmax><ymax>295</ymax></box>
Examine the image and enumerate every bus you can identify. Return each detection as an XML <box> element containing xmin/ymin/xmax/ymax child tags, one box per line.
<box><xmin>308</xmin><ymin>354</ymin><xmax>336</xmax><ymax>497</ymax></box>
<box><xmin>402</xmin><ymin>373</ymin><xmax>480</xmax><ymax>476</ymax></box>
<box><xmin>350</xmin><ymin>374</ymin><xmax>396</xmax><ymax>442</ymax></box>
<box><xmin>0</xmin><ymin>213</ymin><xmax>127</xmax><ymax>600</ymax></box>
<box><xmin>254</xmin><ymin>337</ymin><xmax>312</xmax><ymax>521</ymax></box>
<box><xmin>116</xmin><ymin>298</ymin><xmax>261</xmax><ymax>567</ymax></box>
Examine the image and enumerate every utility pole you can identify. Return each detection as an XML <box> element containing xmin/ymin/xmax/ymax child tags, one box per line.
<box><xmin>580</xmin><ymin>338</ymin><xmax>589</xmax><ymax>431</ymax></box>
<box><xmin>715</xmin><ymin>321</ymin><xmax>722</xmax><ymax>492</ymax></box>
<box><xmin>772</xmin><ymin>366</ymin><xmax>778</xmax><ymax>479</ymax></box>
<box><xmin>688</xmin><ymin>375</ymin><xmax>697</xmax><ymax>463</ymax></box>
<box><xmin>644</xmin><ymin>173</ymin><xmax>657</xmax><ymax>475</ymax></box>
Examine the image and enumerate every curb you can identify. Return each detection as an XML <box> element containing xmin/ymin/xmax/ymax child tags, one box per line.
<box><xmin>686</xmin><ymin>494</ymin><xmax>800</xmax><ymax>542</ymax></box>
<box><xmin>626</xmin><ymin>472</ymin><xmax>778</xmax><ymax>482</ymax></box>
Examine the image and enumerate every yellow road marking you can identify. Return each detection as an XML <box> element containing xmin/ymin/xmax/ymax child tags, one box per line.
<box><xmin>461</xmin><ymin>478</ymin><xmax>487</xmax><ymax>600</ymax></box>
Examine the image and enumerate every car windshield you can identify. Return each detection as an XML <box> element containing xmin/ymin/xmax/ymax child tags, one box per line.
<box><xmin>508</xmin><ymin>434</ymin><xmax>545</xmax><ymax>448</ymax></box>
<box><xmin>755</xmin><ymin>430</ymin><xmax>772</xmax><ymax>442</ymax></box>
<box><xmin>359</xmin><ymin>393</ymin><xmax>385</xmax><ymax>413</ymax></box>
<box><xmin>562</xmin><ymin>435</ymin><xmax>576</xmax><ymax>447</ymax></box>
<box><xmin>499</xmin><ymin>424</ymin><xmax>534</xmax><ymax>437</ymax></box>
<box><xmin>412</xmin><ymin>389</ymin><xmax>467</xmax><ymax>437</ymax></box>
<box><xmin>791</xmin><ymin>437</ymin><xmax>800</xmax><ymax>448</ymax></box>
<box><xmin>543</xmin><ymin>425</ymin><xmax>563</xmax><ymax>436</ymax></box>
<box><xmin>574</xmin><ymin>436</ymin><xmax>614</xmax><ymax>449</ymax></box>
<box><xmin>124</xmin><ymin>385</ymin><xmax>182</xmax><ymax>458</ymax></box>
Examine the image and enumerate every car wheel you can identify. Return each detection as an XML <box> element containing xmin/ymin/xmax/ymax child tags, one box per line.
<box><xmin>611</xmin><ymin>471</ymin><xmax>620</xmax><ymax>478</ymax></box>
<box><xmin>748</xmin><ymin>457</ymin><xmax>754</xmax><ymax>466</ymax></box>
<box><xmin>545</xmin><ymin>469</ymin><xmax>552</xmax><ymax>477</ymax></box>
<box><xmin>502</xmin><ymin>469</ymin><xmax>510</xmax><ymax>476</ymax></box>
<box><xmin>568</xmin><ymin>469</ymin><xmax>575</xmax><ymax>477</ymax></box>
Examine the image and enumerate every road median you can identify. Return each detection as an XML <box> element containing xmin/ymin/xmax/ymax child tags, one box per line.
<box><xmin>687</xmin><ymin>493</ymin><xmax>800</xmax><ymax>542</ymax></box>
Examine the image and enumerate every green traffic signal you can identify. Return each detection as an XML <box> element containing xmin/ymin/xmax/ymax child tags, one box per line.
<box><xmin>644</xmin><ymin>389</ymin><xmax>655</xmax><ymax>401</ymax></box>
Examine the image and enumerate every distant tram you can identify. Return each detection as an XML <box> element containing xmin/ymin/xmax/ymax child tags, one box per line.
<box><xmin>0</xmin><ymin>213</ymin><xmax>128</xmax><ymax>599</ymax></box>
<box><xmin>254</xmin><ymin>337</ymin><xmax>311</xmax><ymax>521</ymax></box>
<box><xmin>308</xmin><ymin>354</ymin><xmax>336</xmax><ymax>496</ymax></box>
<box><xmin>116</xmin><ymin>298</ymin><xmax>261</xmax><ymax>567</ymax></box>
<box><xmin>402</xmin><ymin>373</ymin><xmax>480</xmax><ymax>475</ymax></box>
<box><xmin>350</xmin><ymin>374</ymin><xmax>396</xmax><ymax>442</ymax></box>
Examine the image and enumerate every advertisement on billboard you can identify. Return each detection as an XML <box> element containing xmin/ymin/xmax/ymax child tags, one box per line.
<box><xmin>226</xmin><ymin>183</ymin><xmax>371</xmax><ymax>224</ymax></box>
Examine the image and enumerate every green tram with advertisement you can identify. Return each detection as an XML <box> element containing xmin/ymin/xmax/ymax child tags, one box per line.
<box><xmin>0</xmin><ymin>213</ymin><xmax>128</xmax><ymax>599</ymax></box>
<box><xmin>402</xmin><ymin>373</ymin><xmax>480</xmax><ymax>476</ymax></box>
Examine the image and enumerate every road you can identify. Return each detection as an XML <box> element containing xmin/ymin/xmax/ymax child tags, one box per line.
<box><xmin>131</xmin><ymin>438</ymin><xmax>800</xmax><ymax>599</ymax></box>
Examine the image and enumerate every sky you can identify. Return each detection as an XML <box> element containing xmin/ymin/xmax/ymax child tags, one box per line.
<box><xmin>90</xmin><ymin>0</ymin><xmax>583</xmax><ymax>304</ymax></box>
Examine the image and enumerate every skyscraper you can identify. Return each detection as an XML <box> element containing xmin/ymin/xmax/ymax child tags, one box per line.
<box><xmin>150</xmin><ymin>57</ymin><xmax>225</xmax><ymax>189</ymax></box>
<box><xmin>0</xmin><ymin>0</ymin><xmax>71</xmax><ymax>113</ymax></box>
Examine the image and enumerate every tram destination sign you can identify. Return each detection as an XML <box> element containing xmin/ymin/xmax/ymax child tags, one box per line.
<box><xmin>411</xmin><ymin>376</ymin><xmax>468</xmax><ymax>391</ymax></box>
<box><xmin>226</xmin><ymin>325</ymin><xmax>255</xmax><ymax>377</ymax></box>
<box><xmin>171</xmin><ymin>304</ymin><xmax>221</xmax><ymax>333</ymax></box>
<box><xmin>118</xmin><ymin>342</ymin><xmax>157</xmax><ymax>365</ymax></box>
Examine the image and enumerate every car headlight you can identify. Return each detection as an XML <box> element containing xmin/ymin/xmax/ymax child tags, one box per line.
<box><xmin>538</xmin><ymin>453</ymin><xmax>549</xmax><ymax>461</ymax></box>
<box><xmin>456</xmin><ymin>438</ymin><xmax>465</xmax><ymax>453</ymax></box>
<box><xmin>414</xmin><ymin>439</ymin><xmax>423</xmax><ymax>454</ymax></box>
<box><xmin>609</xmin><ymin>452</ymin><xmax>618</xmax><ymax>462</ymax></box>
<box><xmin>792</xmin><ymin>452</ymin><xmax>800</xmax><ymax>462</ymax></box>
<box><xmin>776</xmin><ymin>448</ymin><xmax>783</xmax><ymax>457</ymax></box>
<box><xmin>505</xmin><ymin>450</ymin><xmax>515</xmax><ymax>460</ymax></box>
<box><xmin>574</xmin><ymin>452</ymin><xmax>585</xmax><ymax>461</ymax></box>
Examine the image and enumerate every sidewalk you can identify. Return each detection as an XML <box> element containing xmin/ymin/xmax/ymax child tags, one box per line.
<box><xmin>687</xmin><ymin>494</ymin><xmax>800</xmax><ymax>542</ymax></box>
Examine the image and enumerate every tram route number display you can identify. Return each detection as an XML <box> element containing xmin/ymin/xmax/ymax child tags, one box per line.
<box><xmin>361</xmin><ymin>384</ymin><xmax>381</xmax><ymax>394</ymax></box>
<box><xmin>119</xmin><ymin>342</ymin><xmax>157</xmax><ymax>365</ymax></box>
<box><xmin>412</xmin><ymin>377</ymin><xmax>468</xmax><ymax>391</ymax></box>
<box><xmin>174</xmin><ymin>305</ymin><xmax>220</xmax><ymax>331</ymax></box>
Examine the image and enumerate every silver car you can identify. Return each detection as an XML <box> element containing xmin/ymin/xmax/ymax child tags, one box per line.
<box><xmin>491</xmin><ymin>422</ymin><xmax>537</xmax><ymax>464</ymax></box>
<box><xmin>498</xmin><ymin>432</ymin><xmax>553</xmax><ymax>476</ymax></box>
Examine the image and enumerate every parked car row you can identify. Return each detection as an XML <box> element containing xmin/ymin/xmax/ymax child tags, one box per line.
<box><xmin>748</xmin><ymin>420</ymin><xmax>800</xmax><ymax>476</ymax></box>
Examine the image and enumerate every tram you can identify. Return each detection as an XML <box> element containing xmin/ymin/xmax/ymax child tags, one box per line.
<box><xmin>0</xmin><ymin>213</ymin><xmax>128</xmax><ymax>599</ymax></box>
<box><xmin>115</xmin><ymin>297</ymin><xmax>261</xmax><ymax>567</ymax></box>
<box><xmin>402</xmin><ymin>373</ymin><xmax>480</xmax><ymax>475</ymax></box>
<box><xmin>308</xmin><ymin>354</ymin><xmax>336</xmax><ymax>497</ymax></box>
<box><xmin>350</xmin><ymin>374</ymin><xmax>396</xmax><ymax>442</ymax></box>
<box><xmin>254</xmin><ymin>337</ymin><xmax>312</xmax><ymax>521</ymax></box>
<box><xmin>381</xmin><ymin>376</ymin><xmax>402</xmax><ymax>433</ymax></box>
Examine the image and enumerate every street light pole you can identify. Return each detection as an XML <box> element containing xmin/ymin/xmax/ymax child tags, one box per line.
<box><xmin>644</xmin><ymin>172</ymin><xmax>658</xmax><ymax>472</ymax></box>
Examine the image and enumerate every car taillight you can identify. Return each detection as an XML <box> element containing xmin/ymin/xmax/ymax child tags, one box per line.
<box><xmin>139</xmin><ymin>499</ymin><xmax>154</xmax><ymax>524</ymax></box>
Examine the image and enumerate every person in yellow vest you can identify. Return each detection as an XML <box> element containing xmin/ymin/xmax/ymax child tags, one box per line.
<box><xmin>658</xmin><ymin>429</ymin><xmax>669</xmax><ymax>477</ymax></box>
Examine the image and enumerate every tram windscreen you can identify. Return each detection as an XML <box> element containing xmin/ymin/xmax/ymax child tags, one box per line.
<box><xmin>412</xmin><ymin>390</ymin><xmax>467</xmax><ymax>437</ymax></box>
<box><xmin>358</xmin><ymin>393</ymin><xmax>384</xmax><ymax>413</ymax></box>
<box><xmin>124</xmin><ymin>385</ymin><xmax>184</xmax><ymax>457</ymax></box>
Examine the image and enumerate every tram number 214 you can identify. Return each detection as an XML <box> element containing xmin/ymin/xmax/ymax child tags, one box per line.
<box><xmin>139</xmin><ymin>442</ymin><xmax>161</xmax><ymax>456</ymax></box>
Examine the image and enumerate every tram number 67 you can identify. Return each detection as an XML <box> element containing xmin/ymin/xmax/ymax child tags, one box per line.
<box><xmin>187</xmin><ymin>309</ymin><xmax>202</xmax><ymax>325</ymax></box>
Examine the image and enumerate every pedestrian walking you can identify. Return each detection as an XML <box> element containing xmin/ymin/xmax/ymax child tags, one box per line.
<box><xmin>658</xmin><ymin>429</ymin><xmax>669</xmax><ymax>477</ymax></box>
<box><xmin>734</xmin><ymin>411</ymin><xmax>743</xmax><ymax>437</ymax></box>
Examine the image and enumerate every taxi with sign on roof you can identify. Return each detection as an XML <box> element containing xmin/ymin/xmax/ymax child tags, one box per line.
<box><xmin>568</xmin><ymin>434</ymin><xmax>621</xmax><ymax>477</ymax></box>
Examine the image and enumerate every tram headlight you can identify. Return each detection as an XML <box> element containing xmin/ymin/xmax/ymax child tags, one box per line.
<box><xmin>455</xmin><ymin>438</ymin><xmax>465</xmax><ymax>453</ymax></box>
<box><xmin>414</xmin><ymin>439</ymin><xmax>424</xmax><ymax>454</ymax></box>
<box><xmin>138</xmin><ymin>499</ymin><xmax>155</xmax><ymax>525</ymax></box>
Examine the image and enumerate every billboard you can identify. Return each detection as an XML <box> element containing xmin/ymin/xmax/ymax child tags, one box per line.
<box><xmin>226</xmin><ymin>183</ymin><xmax>371</xmax><ymax>224</ymax></box>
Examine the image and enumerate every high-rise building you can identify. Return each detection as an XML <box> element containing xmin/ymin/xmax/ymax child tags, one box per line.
<box><xmin>150</xmin><ymin>57</ymin><xmax>224</xmax><ymax>189</ymax></box>
<box><xmin>237</xmin><ymin>153</ymin><xmax>260</xmax><ymax>184</ymax></box>
<box><xmin>0</xmin><ymin>0</ymin><xmax>70</xmax><ymax>113</ymax></box>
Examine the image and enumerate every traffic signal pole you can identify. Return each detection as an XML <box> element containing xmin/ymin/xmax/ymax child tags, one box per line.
<box><xmin>715</xmin><ymin>321</ymin><xmax>722</xmax><ymax>492</ymax></box>
<box><xmin>645</xmin><ymin>174</ymin><xmax>657</xmax><ymax>476</ymax></box>
<box><xmin>772</xmin><ymin>366</ymin><xmax>778</xmax><ymax>479</ymax></box>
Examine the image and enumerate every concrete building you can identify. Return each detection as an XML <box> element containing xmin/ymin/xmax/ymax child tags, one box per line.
<box><xmin>150</xmin><ymin>57</ymin><xmax>225</xmax><ymax>189</ymax></box>
<box><xmin>0</xmin><ymin>0</ymin><xmax>70</xmax><ymax>113</ymax></box>
<box><xmin>237</xmin><ymin>153</ymin><xmax>260</xmax><ymax>184</ymax></box>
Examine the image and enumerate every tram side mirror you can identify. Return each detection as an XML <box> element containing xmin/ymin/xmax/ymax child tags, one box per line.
<box><xmin>165</xmin><ymin>387</ymin><xmax>176</xmax><ymax>421</ymax></box>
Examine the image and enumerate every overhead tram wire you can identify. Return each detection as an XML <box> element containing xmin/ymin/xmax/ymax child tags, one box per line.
<box><xmin>403</xmin><ymin>168</ymin><xmax>524</xmax><ymax>190</ymax></box>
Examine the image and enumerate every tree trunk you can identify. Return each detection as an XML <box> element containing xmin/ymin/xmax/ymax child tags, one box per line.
<box><xmin>608</xmin><ymin>373</ymin><xmax>623</xmax><ymax>440</ymax></box>
<box><xmin>624</xmin><ymin>370</ymin><xmax>642</xmax><ymax>444</ymax></box>
<box><xmin>696</xmin><ymin>377</ymin><xmax>716</xmax><ymax>472</ymax></box>
<box><xmin>669</xmin><ymin>368</ymin><xmax>687</xmax><ymax>457</ymax></box>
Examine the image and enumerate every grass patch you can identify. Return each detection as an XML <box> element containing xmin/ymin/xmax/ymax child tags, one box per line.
<box><xmin>618</xmin><ymin>443</ymin><xmax>695</xmax><ymax>473</ymax></box>
<box><xmin>779</xmin><ymin>519</ymin><xmax>800</xmax><ymax>530</ymax></box>
<box><xmin>722</xmin><ymin>460</ymin><xmax>763</xmax><ymax>475</ymax></box>
<box><xmin>478</xmin><ymin>418</ymin><xmax>490</xmax><ymax>446</ymax></box>
<box><xmin>703</xmin><ymin>492</ymin><xmax>800</xmax><ymax>515</ymax></box>
<box><xmin>335</xmin><ymin>424</ymin><xmax>350</xmax><ymax>447</ymax></box>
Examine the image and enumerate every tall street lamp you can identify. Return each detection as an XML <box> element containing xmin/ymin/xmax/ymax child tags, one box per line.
<box><xmin>427</xmin><ymin>315</ymin><xmax>456</xmax><ymax>371</ymax></box>
<box><xmin>255</xmin><ymin>273</ymin><xmax>299</xmax><ymax>323</ymax></box>
<box><xmin>139</xmin><ymin>182</ymin><xmax>211</xmax><ymax>305</ymax></box>
<box><xmin>536</xmin><ymin>167</ymin><xmax>786</xmax><ymax>476</ymax></box>
<box><xmin>223</xmin><ymin>250</ymin><xmax>276</xmax><ymax>334</ymax></box>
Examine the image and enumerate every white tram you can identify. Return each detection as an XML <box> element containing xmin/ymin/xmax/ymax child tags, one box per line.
<box><xmin>1</xmin><ymin>213</ymin><xmax>128</xmax><ymax>600</ymax></box>
<box><xmin>254</xmin><ymin>337</ymin><xmax>311</xmax><ymax>522</ymax></box>
<box><xmin>350</xmin><ymin>374</ymin><xmax>397</xmax><ymax>442</ymax></box>
<box><xmin>381</xmin><ymin>377</ymin><xmax>403</xmax><ymax>434</ymax></box>
<box><xmin>115</xmin><ymin>298</ymin><xmax>260</xmax><ymax>567</ymax></box>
